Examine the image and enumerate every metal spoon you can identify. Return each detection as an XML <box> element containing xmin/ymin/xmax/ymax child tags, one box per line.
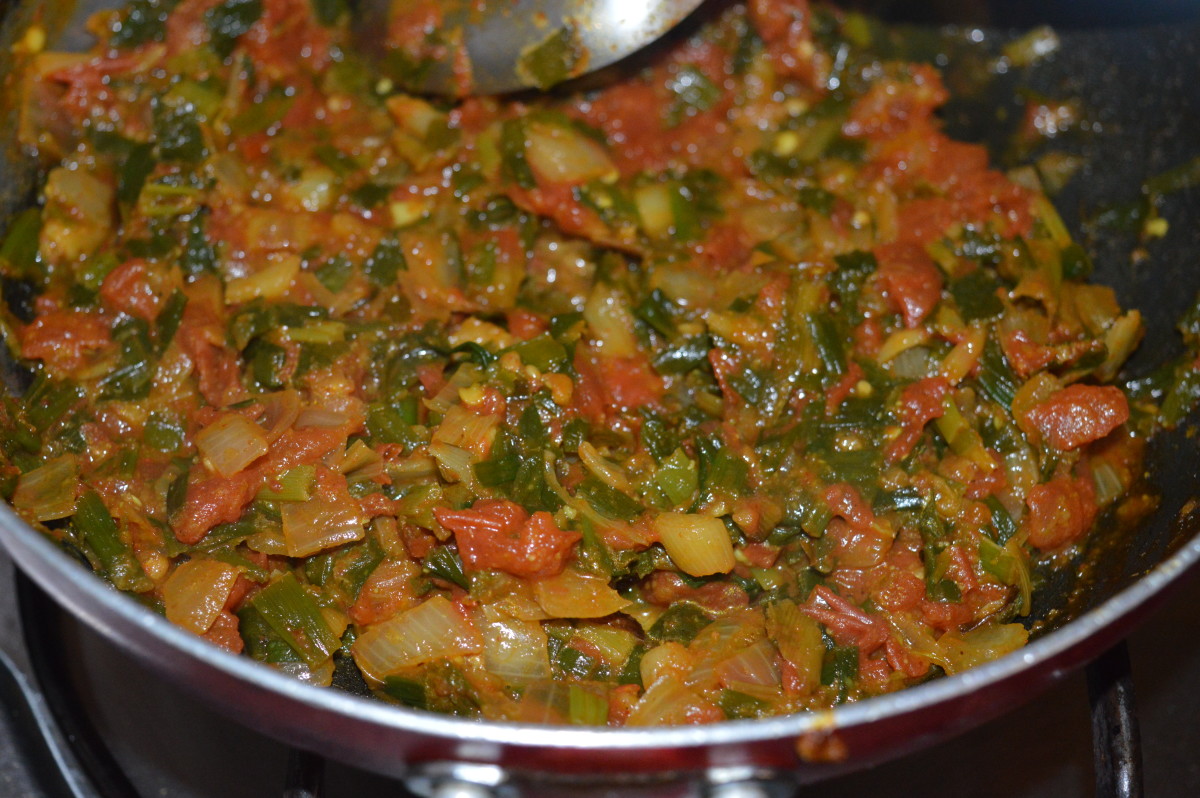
<box><xmin>352</xmin><ymin>0</ymin><xmax>707</xmax><ymax>96</ymax></box>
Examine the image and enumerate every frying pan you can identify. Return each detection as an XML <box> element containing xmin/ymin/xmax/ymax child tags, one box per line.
<box><xmin>1</xmin><ymin>1</ymin><xmax>1199</xmax><ymax>795</ymax></box>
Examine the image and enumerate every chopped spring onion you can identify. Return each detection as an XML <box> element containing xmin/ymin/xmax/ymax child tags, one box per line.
<box><xmin>280</xmin><ymin>496</ymin><xmax>364</xmax><ymax>558</ymax></box>
<box><xmin>196</xmin><ymin>414</ymin><xmax>269</xmax><ymax>477</ymax></box>
<box><xmin>73</xmin><ymin>491</ymin><xmax>152</xmax><ymax>593</ymax></box>
<box><xmin>533</xmin><ymin>568</ymin><xmax>630</xmax><ymax>618</ymax></box>
<box><xmin>257</xmin><ymin>465</ymin><xmax>316</xmax><ymax>502</ymax></box>
<box><xmin>653</xmin><ymin>512</ymin><xmax>736</xmax><ymax>577</ymax></box>
<box><xmin>163</xmin><ymin>558</ymin><xmax>241</xmax><ymax>635</ymax></box>
<box><xmin>978</xmin><ymin>536</ymin><xmax>1032</xmax><ymax>615</ymax></box>
<box><xmin>249</xmin><ymin>572</ymin><xmax>341</xmax><ymax>668</ymax></box>
<box><xmin>13</xmin><ymin>453</ymin><xmax>78</xmax><ymax>521</ymax></box>
<box><xmin>934</xmin><ymin>396</ymin><xmax>996</xmax><ymax>472</ymax></box>
<box><xmin>352</xmin><ymin>595</ymin><xmax>483</xmax><ymax>682</ymax></box>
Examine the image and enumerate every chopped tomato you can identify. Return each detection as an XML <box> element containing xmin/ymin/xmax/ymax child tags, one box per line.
<box><xmin>434</xmin><ymin>499</ymin><xmax>581</xmax><ymax>578</ymax></box>
<box><xmin>100</xmin><ymin>260</ymin><xmax>161</xmax><ymax>321</ymax></box>
<box><xmin>825</xmin><ymin>362</ymin><xmax>865</xmax><ymax>415</ymax></box>
<box><xmin>1026</xmin><ymin>474</ymin><xmax>1098</xmax><ymax>550</ymax></box>
<box><xmin>885</xmin><ymin>376</ymin><xmax>950</xmax><ymax>463</ymax></box>
<box><xmin>875</xmin><ymin>241</ymin><xmax>943</xmax><ymax>328</ymax></box>
<box><xmin>641</xmin><ymin>571</ymin><xmax>750</xmax><ymax>613</ymax></box>
<box><xmin>20</xmin><ymin>310</ymin><xmax>110</xmax><ymax>372</ymax></box>
<box><xmin>801</xmin><ymin>586</ymin><xmax>888</xmax><ymax>653</ymax></box>
<box><xmin>201</xmin><ymin>611</ymin><xmax>245</xmax><ymax>654</ymax></box>
<box><xmin>1026</xmin><ymin>384</ymin><xmax>1130</xmax><ymax>451</ymax></box>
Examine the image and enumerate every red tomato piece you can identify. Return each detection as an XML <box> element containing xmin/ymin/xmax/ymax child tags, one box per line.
<box><xmin>875</xmin><ymin>241</ymin><xmax>943</xmax><ymax>329</ymax></box>
<box><xmin>1026</xmin><ymin>475</ymin><xmax>1098</xmax><ymax>550</ymax></box>
<box><xmin>1026</xmin><ymin>384</ymin><xmax>1130</xmax><ymax>451</ymax></box>
<box><xmin>20</xmin><ymin>310</ymin><xmax>110</xmax><ymax>372</ymax></box>
<box><xmin>100</xmin><ymin>260</ymin><xmax>161</xmax><ymax>321</ymax></box>
<box><xmin>434</xmin><ymin>499</ymin><xmax>581</xmax><ymax>578</ymax></box>
<box><xmin>801</xmin><ymin>586</ymin><xmax>888</xmax><ymax>653</ymax></box>
<box><xmin>884</xmin><ymin>376</ymin><xmax>950</xmax><ymax>463</ymax></box>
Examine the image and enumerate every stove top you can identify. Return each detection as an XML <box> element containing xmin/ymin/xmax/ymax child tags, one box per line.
<box><xmin>2</xmin><ymin>545</ymin><xmax>1198</xmax><ymax>798</ymax></box>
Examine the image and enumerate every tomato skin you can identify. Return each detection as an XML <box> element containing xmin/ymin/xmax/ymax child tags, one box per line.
<box><xmin>884</xmin><ymin>376</ymin><xmax>950</xmax><ymax>464</ymax></box>
<box><xmin>100</xmin><ymin>260</ymin><xmax>161</xmax><ymax>321</ymax></box>
<box><xmin>1026</xmin><ymin>474</ymin><xmax>1098</xmax><ymax>550</ymax></box>
<box><xmin>874</xmin><ymin>241</ymin><xmax>943</xmax><ymax>329</ymax></box>
<box><xmin>201</xmin><ymin>611</ymin><xmax>245</xmax><ymax>654</ymax></box>
<box><xmin>434</xmin><ymin>499</ymin><xmax>580</xmax><ymax>578</ymax></box>
<box><xmin>20</xmin><ymin>310</ymin><xmax>110</xmax><ymax>372</ymax></box>
<box><xmin>642</xmin><ymin>571</ymin><xmax>750</xmax><ymax>613</ymax></box>
<box><xmin>1026</xmin><ymin>384</ymin><xmax>1130</xmax><ymax>451</ymax></box>
<box><xmin>801</xmin><ymin>586</ymin><xmax>888</xmax><ymax>653</ymax></box>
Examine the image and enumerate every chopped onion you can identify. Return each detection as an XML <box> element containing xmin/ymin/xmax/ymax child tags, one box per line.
<box><xmin>639</xmin><ymin>641</ymin><xmax>693</xmax><ymax>688</ymax></box>
<box><xmin>13</xmin><ymin>454</ymin><xmax>78</xmax><ymax>521</ymax></box>
<box><xmin>196</xmin><ymin>413</ymin><xmax>269</xmax><ymax>477</ymax></box>
<box><xmin>525</xmin><ymin>120</ymin><xmax>618</xmax><ymax>185</ymax></box>
<box><xmin>653</xmin><ymin>512</ymin><xmax>736</xmax><ymax>577</ymax></box>
<box><xmin>634</xmin><ymin>183</ymin><xmax>674</xmax><ymax>238</ymax></box>
<box><xmin>940</xmin><ymin>324</ymin><xmax>986</xmax><ymax>386</ymax></box>
<box><xmin>480</xmin><ymin>606</ymin><xmax>552</xmax><ymax>682</ymax></box>
<box><xmin>533</xmin><ymin>569</ymin><xmax>630</xmax><ymax>619</ymax></box>
<box><xmin>352</xmin><ymin>595</ymin><xmax>483</xmax><ymax>682</ymax></box>
<box><xmin>163</xmin><ymin>559</ymin><xmax>241</xmax><ymax>635</ymax></box>
<box><xmin>583</xmin><ymin>283</ymin><xmax>639</xmax><ymax>358</ymax></box>
<box><xmin>257</xmin><ymin>390</ymin><xmax>301</xmax><ymax>442</ymax></box>
<box><xmin>577</xmin><ymin>441</ymin><xmax>631</xmax><ymax>493</ymax></box>
<box><xmin>935</xmin><ymin>622</ymin><xmax>1029</xmax><ymax>675</ymax></box>
<box><xmin>294</xmin><ymin>407</ymin><xmax>350</xmax><ymax>429</ymax></box>
<box><xmin>625</xmin><ymin>678</ymin><xmax>715</xmax><ymax>726</ymax></box>
<box><xmin>280</xmin><ymin>496</ymin><xmax>364</xmax><ymax>558</ymax></box>
<box><xmin>429</xmin><ymin>441</ymin><xmax>482</xmax><ymax>492</ymax></box>
<box><xmin>275</xmin><ymin>657</ymin><xmax>335</xmax><ymax>687</ymax></box>
<box><xmin>764</xmin><ymin>600</ymin><xmax>823</xmax><ymax>694</ymax></box>
<box><xmin>431</xmin><ymin>404</ymin><xmax>499</xmax><ymax>457</ymax></box>
<box><xmin>877</xmin><ymin>328</ymin><xmax>931</xmax><ymax>364</ymax></box>
<box><xmin>715</xmin><ymin>638</ymin><xmax>780</xmax><ymax>689</ymax></box>
<box><xmin>425</xmin><ymin>364</ymin><xmax>481</xmax><ymax>414</ymax></box>
<box><xmin>224</xmin><ymin>252</ymin><xmax>301</xmax><ymax>304</ymax></box>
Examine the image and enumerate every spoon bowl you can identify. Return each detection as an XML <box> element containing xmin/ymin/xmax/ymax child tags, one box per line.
<box><xmin>353</xmin><ymin>0</ymin><xmax>707</xmax><ymax>96</ymax></box>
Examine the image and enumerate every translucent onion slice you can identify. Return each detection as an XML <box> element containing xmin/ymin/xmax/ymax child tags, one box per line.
<box><xmin>13</xmin><ymin>453</ymin><xmax>78</xmax><ymax>521</ymax></box>
<box><xmin>764</xmin><ymin>600</ymin><xmax>823</xmax><ymax>694</ymax></box>
<box><xmin>625</xmin><ymin>678</ymin><xmax>715</xmax><ymax>727</ymax></box>
<box><xmin>524</xmin><ymin>120</ymin><xmax>618</xmax><ymax>185</ymax></box>
<box><xmin>714</xmin><ymin>638</ymin><xmax>780</xmax><ymax>688</ymax></box>
<box><xmin>352</xmin><ymin>595</ymin><xmax>483</xmax><ymax>682</ymax></box>
<box><xmin>935</xmin><ymin>622</ymin><xmax>1029</xmax><ymax>675</ymax></box>
<box><xmin>480</xmin><ymin>606</ymin><xmax>552</xmax><ymax>682</ymax></box>
<box><xmin>280</xmin><ymin>497</ymin><xmax>364</xmax><ymax>558</ymax></box>
<box><xmin>196</xmin><ymin>414</ymin><xmax>269</xmax><ymax>477</ymax></box>
<box><xmin>224</xmin><ymin>251</ymin><xmax>301</xmax><ymax>304</ymax></box>
<box><xmin>533</xmin><ymin>569</ymin><xmax>630</xmax><ymax>619</ymax></box>
<box><xmin>653</xmin><ymin>512</ymin><xmax>735</xmax><ymax>577</ymax></box>
<box><xmin>163</xmin><ymin>559</ymin><xmax>241</xmax><ymax>635</ymax></box>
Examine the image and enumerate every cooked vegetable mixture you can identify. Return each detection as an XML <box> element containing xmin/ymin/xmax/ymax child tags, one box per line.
<box><xmin>0</xmin><ymin>0</ymin><xmax>1156</xmax><ymax>724</ymax></box>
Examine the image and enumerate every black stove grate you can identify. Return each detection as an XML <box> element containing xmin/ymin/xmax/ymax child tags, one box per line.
<box><xmin>3</xmin><ymin>570</ymin><xmax>1145</xmax><ymax>798</ymax></box>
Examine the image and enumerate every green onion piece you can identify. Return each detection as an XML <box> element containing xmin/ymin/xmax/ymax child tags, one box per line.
<box><xmin>978</xmin><ymin>537</ymin><xmax>1032</xmax><ymax>615</ymax></box>
<box><xmin>655</xmin><ymin>448</ymin><xmax>698</xmax><ymax>507</ymax></box>
<box><xmin>422</xmin><ymin>545</ymin><xmax>469</xmax><ymax>590</ymax></box>
<box><xmin>934</xmin><ymin>396</ymin><xmax>996</xmax><ymax>472</ymax></box>
<box><xmin>820</xmin><ymin>645</ymin><xmax>859</xmax><ymax>688</ymax></box>
<box><xmin>0</xmin><ymin>208</ymin><xmax>42</xmax><ymax>277</ymax></box>
<box><xmin>516</xmin><ymin>25</ymin><xmax>585</xmax><ymax>90</ymax></box>
<box><xmin>73</xmin><ymin>491</ymin><xmax>152</xmax><ymax>592</ymax></box>
<box><xmin>567</xmin><ymin>683</ymin><xmax>609</xmax><ymax>725</ymax></box>
<box><xmin>249</xmin><ymin>572</ymin><xmax>340</xmax><ymax>668</ymax></box>
<box><xmin>257</xmin><ymin>465</ymin><xmax>316</xmax><ymax>503</ymax></box>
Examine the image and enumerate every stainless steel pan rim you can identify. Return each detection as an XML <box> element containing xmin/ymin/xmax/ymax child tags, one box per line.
<box><xmin>3</xmin><ymin>494</ymin><xmax>1198</xmax><ymax>753</ymax></box>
